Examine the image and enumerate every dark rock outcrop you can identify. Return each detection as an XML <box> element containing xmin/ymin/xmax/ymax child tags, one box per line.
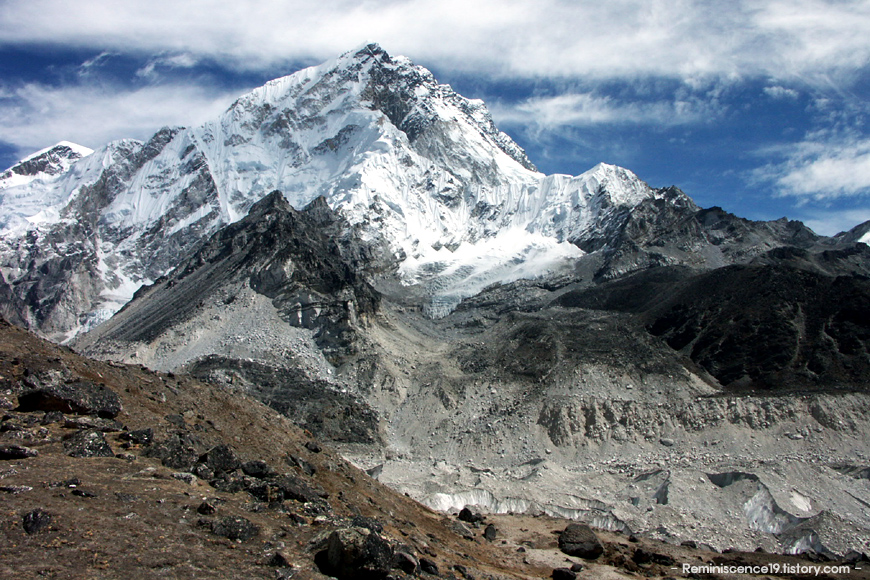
<box><xmin>558</xmin><ymin>523</ymin><xmax>604</xmax><ymax>559</ymax></box>
<box><xmin>17</xmin><ymin>379</ymin><xmax>121</xmax><ymax>418</ymax></box>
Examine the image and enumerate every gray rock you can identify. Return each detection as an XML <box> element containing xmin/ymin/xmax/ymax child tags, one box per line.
<box><xmin>394</xmin><ymin>551</ymin><xmax>419</xmax><ymax>574</ymax></box>
<box><xmin>419</xmin><ymin>557</ymin><xmax>439</xmax><ymax>575</ymax></box>
<box><xmin>558</xmin><ymin>523</ymin><xmax>604</xmax><ymax>560</ymax></box>
<box><xmin>22</xmin><ymin>508</ymin><xmax>52</xmax><ymax>534</ymax></box>
<box><xmin>211</xmin><ymin>515</ymin><xmax>259</xmax><ymax>541</ymax></box>
<box><xmin>326</xmin><ymin>527</ymin><xmax>394</xmax><ymax>579</ymax></box>
<box><xmin>199</xmin><ymin>444</ymin><xmax>241</xmax><ymax>475</ymax></box>
<box><xmin>17</xmin><ymin>379</ymin><xmax>121</xmax><ymax>418</ymax></box>
<box><xmin>119</xmin><ymin>428</ymin><xmax>154</xmax><ymax>445</ymax></box>
<box><xmin>241</xmin><ymin>459</ymin><xmax>274</xmax><ymax>479</ymax></box>
<box><xmin>63</xmin><ymin>429</ymin><xmax>114</xmax><ymax>458</ymax></box>
<box><xmin>0</xmin><ymin>444</ymin><xmax>38</xmax><ymax>460</ymax></box>
<box><xmin>143</xmin><ymin>432</ymin><xmax>203</xmax><ymax>470</ymax></box>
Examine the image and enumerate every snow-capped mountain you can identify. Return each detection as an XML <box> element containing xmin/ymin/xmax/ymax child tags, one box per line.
<box><xmin>0</xmin><ymin>141</ymin><xmax>94</xmax><ymax>230</ymax></box>
<box><xmin>0</xmin><ymin>44</ymin><xmax>676</xmax><ymax>340</ymax></box>
<box><xmin>0</xmin><ymin>43</ymin><xmax>840</xmax><ymax>340</ymax></box>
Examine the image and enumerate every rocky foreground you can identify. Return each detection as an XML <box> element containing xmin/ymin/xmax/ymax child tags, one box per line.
<box><xmin>1</xmin><ymin>316</ymin><xmax>868</xmax><ymax>579</ymax></box>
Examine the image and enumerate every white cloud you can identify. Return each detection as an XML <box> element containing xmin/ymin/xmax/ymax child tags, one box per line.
<box><xmin>1</xmin><ymin>0</ymin><xmax>868</xmax><ymax>85</ymax></box>
<box><xmin>492</xmin><ymin>92</ymin><xmax>717</xmax><ymax>129</ymax></box>
<box><xmin>763</xmin><ymin>85</ymin><xmax>799</xmax><ymax>99</ymax></box>
<box><xmin>801</xmin><ymin>208</ymin><xmax>870</xmax><ymax>236</ymax></box>
<box><xmin>756</xmin><ymin>134</ymin><xmax>870</xmax><ymax>199</ymax></box>
<box><xmin>0</xmin><ymin>82</ymin><xmax>241</xmax><ymax>159</ymax></box>
<box><xmin>137</xmin><ymin>53</ymin><xmax>200</xmax><ymax>79</ymax></box>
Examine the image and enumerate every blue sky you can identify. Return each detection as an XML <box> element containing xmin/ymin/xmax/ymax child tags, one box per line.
<box><xmin>1</xmin><ymin>0</ymin><xmax>870</xmax><ymax>235</ymax></box>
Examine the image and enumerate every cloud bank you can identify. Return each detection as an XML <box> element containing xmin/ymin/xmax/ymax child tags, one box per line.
<box><xmin>2</xmin><ymin>0</ymin><xmax>869</xmax><ymax>84</ymax></box>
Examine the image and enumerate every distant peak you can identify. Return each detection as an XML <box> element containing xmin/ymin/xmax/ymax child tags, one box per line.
<box><xmin>18</xmin><ymin>141</ymin><xmax>93</xmax><ymax>165</ymax></box>
<box><xmin>247</xmin><ymin>190</ymin><xmax>292</xmax><ymax>217</ymax></box>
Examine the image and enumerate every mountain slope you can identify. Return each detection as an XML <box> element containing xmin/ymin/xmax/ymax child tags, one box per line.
<box><xmin>74</xmin><ymin>190</ymin><xmax>870</xmax><ymax>556</ymax></box>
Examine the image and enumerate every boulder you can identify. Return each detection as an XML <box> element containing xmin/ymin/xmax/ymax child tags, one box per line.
<box><xmin>274</xmin><ymin>474</ymin><xmax>327</xmax><ymax>503</ymax></box>
<box><xmin>420</xmin><ymin>557</ymin><xmax>439</xmax><ymax>575</ymax></box>
<box><xmin>143</xmin><ymin>432</ymin><xmax>203</xmax><ymax>470</ymax></box>
<box><xmin>199</xmin><ymin>444</ymin><xmax>241</xmax><ymax>475</ymax></box>
<box><xmin>326</xmin><ymin>527</ymin><xmax>394</xmax><ymax>579</ymax></box>
<box><xmin>0</xmin><ymin>444</ymin><xmax>38</xmax><ymax>460</ymax></box>
<box><xmin>22</xmin><ymin>508</ymin><xmax>52</xmax><ymax>534</ymax></box>
<box><xmin>394</xmin><ymin>550</ymin><xmax>420</xmax><ymax>574</ymax></box>
<box><xmin>119</xmin><ymin>428</ymin><xmax>153</xmax><ymax>445</ymax></box>
<box><xmin>63</xmin><ymin>429</ymin><xmax>114</xmax><ymax>458</ymax></box>
<box><xmin>558</xmin><ymin>523</ymin><xmax>603</xmax><ymax>559</ymax></box>
<box><xmin>241</xmin><ymin>459</ymin><xmax>274</xmax><ymax>478</ymax></box>
<box><xmin>17</xmin><ymin>380</ymin><xmax>121</xmax><ymax>418</ymax></box>
<box><xmin>552</xmin><ymin>568</ymin><xmax>576</xmax><ymax>580</ymax></box>
<box><xmin>458</xmin><ymin>506</ymin><xmax>484</xmax><ymax>523</ymax></box>
<box><xmin>211</xmin><ymin>516</ymin><xmax>259</xmax><ymax>541</ymax></box>
<box><xmin>483</xmin><ymin>523</ymin><xmax>497</xmax><ymax>541</ymax></box>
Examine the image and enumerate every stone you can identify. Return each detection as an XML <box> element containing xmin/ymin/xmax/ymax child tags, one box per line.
<box><xmin>326</xmin><ymin>527</ymin><xmax>394</xmax><ymax>579</ymax></box>
<box><xmin>197</xmin><ymin>501</ymin><xmax>217</xmax><ymax>515</ymax></box>
<box><xmin>119</xmin><ymin>428</ymin><xmax>154</xmax><ymax>445</ymax></box>
<box><xmin>569</xmin><ymin>563</ymin><xmax>584</xmax><ymax>572</ymax></box>
<box><xmin>63</xmin><ymin>429</ymin><xmax>114</xmax><ymax>458</ymax></box>
<box><xmin>458</xmin><ymin>506</ymin><xmax>484</xmax><ymax>524</ymax></box>
<box><xmin>449</xmin><ymin>520</ymin><xmax>475</xmax><ymax>541</ymax></box>
<box><xmin>144</xmin><ymin>432</ymin><xmax>203</xmax><ymax>470</ymax></box>
<box><xmin>288</xmin><ymin>454</ymin><xmax>317</xmax><ymax>476</ymax></box>
<box><xmin>0</xmin><ymin>444</ymin><xmax>38</xmax><ymax>460</ymax></box>
<box><xmin>17</xmin><ymin>380</ymin><xmax>121</xmax><ymax>418</ymax></box>
<box><xmin>199</xmin><ymin>444</ymin><xmax>241</xmax><ymax>474</ymax></box>
<box><xmin>0</xmin><ymin>485</ymin><xmax>33</xmax><ymax>494</ymax></box>
<box><xmin>269</xmin><ymin>551</ymin><xmax>294</xmax><ymax>567</ymax></box>
<box><xmin>558</xmin><ymin>523</ymin><xmax>603</xmax><ymax>560</ymax></box>
<box><xmin>419</xmin><ymin>557</ymin><xmax>439</xmax><ymax>575</ymax></box>
<box><xmin>274</xmin><ymin>474</ymin><xmax>327</xmax><ymax>503</ymax></box>
<box><xmin>483</xmin><ymin>523</ymin><xmax>497</xmax><ymax>541</ymax></box>
<box><xmin>394</xmin><ymin>551</ymin><xmax>420</xmax><ymax>574</ymax></box>
<box><xmin>305</xmin><ymin>441</ymin><xmax>322</xmax><ymax>453</ymax></box>
<box><xmin>552</xmin><ymin>568</ymin><xmax>576</xmax><ymax>580</ymax></box>
<box><xmin>659</xmin><ymin>437</ymin><xmax>675</xmax><ymax>447</ymax></box>
<box><xmin>41</xmin><ymin>410</ymin><xmax>64</xmax><ymax>425</ymax></box>
<box><xmin>211</xmin><ymin>515</ymin><xmax>259</xmax><ymax>541</ymax></box>
<box><xmin>242</xmin><ymin>459</ymin><xmax>274</xmax><ymax>478</ymax></box>
<box><xmin>63</xmin><ymin>415</ymin><xmax>123</xmax><ymax>432</ymax></box>
<box><xmin>171</xmin><ymin>472</ymin><xmax>197</xmax><ymax>484</ymax></box>
<box><xmin>351</xmin><ymin>515</ymin><xmax>384</xmax><ymax>533</ymax></box>
<box><xmin>22</xmin><ymin>508</ymin><xmax>52</xmax><ymax>534</ymax></box>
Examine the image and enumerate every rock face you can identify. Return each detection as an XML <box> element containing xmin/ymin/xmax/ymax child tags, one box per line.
<box><xmin>17</xmin><ymin>377</ymin><xmax>122</xmax><ymax>418</ymax></box>
<box><xmin>558</xmin><ymin>524</ymin><xmax>604</xmax><ymax>559</ymax></box>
